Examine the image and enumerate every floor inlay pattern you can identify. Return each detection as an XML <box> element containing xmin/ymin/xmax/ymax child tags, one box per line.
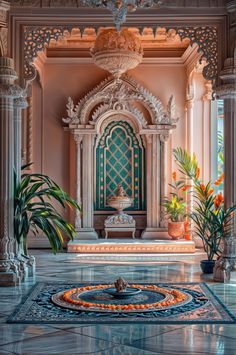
<box><xmin>0</xmin><ymin>250</ymin><xmax>236</xmax><ymax>354</ymax></box>
<box><xmin>8</xmin><ymin>282</ymin><xmax>236</xmax><ymax>324</ymax></box>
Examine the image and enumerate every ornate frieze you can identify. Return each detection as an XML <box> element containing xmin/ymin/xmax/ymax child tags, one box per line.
<box><xmin>23</xmin><ymin>25</ymin><xmax>218</xmax><ymax>82</ymax></box>
<box><xmin>10</xmin><ymin>0</ymin><xmax>226</xmax><ymax>8</ymax></box>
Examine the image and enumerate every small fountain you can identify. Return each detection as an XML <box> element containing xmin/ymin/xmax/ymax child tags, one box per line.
<box><xmin>104</xmin><ymin>277</ymin><xmax>141</xmax><ymax>298</ymax></box>
<box><xmin>104</xmin><ymin>184</ymin><xmax>136</xmax><ymax>238</ymax></box>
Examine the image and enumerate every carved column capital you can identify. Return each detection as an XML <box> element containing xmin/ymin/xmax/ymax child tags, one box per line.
<box><xmin>216</xmin><ymin>57</ymin><xmax>236</xmax><ymax>99</ymax></box>
<box><xmin>14</xmin><ymin>96</ymin><xmax>28</xmax><ymax>110</ymax></box>
<box><xmin>160</xmin><ymin>133</ymin><xmax>169</xmax><ymax>143</ymax></box>
<box><xmin>73</xmin><ymin>134</ymin><xmax>83</xmax><ymax>146</ymax></box>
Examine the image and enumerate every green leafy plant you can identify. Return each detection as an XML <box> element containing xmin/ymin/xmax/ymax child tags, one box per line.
<box><xmin>162</xmin><ymin>171</ymin><xmax>186</xmax><ymax>222</ymax></box>
<box><xmin>14</xmin><ymin>165</ymin><xmax>80</xmax><ymax>256</ymax></box>
<box><xmin>173</xmin><ymin>148</ymin><xmax>236</xmax><ymax>260</ymax></box>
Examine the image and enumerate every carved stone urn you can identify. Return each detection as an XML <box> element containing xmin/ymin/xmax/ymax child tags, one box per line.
<box><xmin>108</xmin><ymin>184</ymin><xmax>132</xmax><ymax>214</ymax></box>
<box><xmin>104</xmin><ymin>184</ymin><xmax>135</xmax><ymax>233</ymax></box>
<box><xmin>91</xmin><ymin>28</ymin><xmax>143</xmax><ymax>79</ymax></box>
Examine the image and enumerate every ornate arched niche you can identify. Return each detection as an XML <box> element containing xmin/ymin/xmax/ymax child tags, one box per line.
<box><xmin>95</xmin><ymin>117</ymin><xmax>146</xmax><ymax>212</ymax></box>
<box><xmin>63</xmin><ymin>74</ymin><xmax>179</xmax><ymax>240</ymax></box>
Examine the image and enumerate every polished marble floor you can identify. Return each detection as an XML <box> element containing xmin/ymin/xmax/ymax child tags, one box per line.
<box><xmin>0</xmin><ymin>249</ymin><xmax>236</xmax><ymax>355</ymax></box>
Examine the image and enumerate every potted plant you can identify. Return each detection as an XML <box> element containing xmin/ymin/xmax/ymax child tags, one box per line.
<box><xmin>163</xmin><ymin>172</ymin><xmax>186</xmax><ymax>239</ymax></box>
<box><xmin>14</xmin><ymin>165</ymin><xmax>80</xmax><ymax>257</ymax></box>
<box><xmin>173</xmin><ymin>148</ymin><xmax>236</xmax><ymax>273</ymax></box>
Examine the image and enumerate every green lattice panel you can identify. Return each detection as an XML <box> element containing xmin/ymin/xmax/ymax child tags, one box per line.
<box><xmin>95</xmin><ymin>121</ymin><xmax>145</xmax><ymax>211</ymax></box>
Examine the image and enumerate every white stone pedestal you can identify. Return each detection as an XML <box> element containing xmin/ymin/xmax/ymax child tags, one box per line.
<box><xmin>141</xmin><ymin>228</ymin><xmax>170</xmax><ymax>240</ymax></box>
<box><xmin>76</xmin><ymin>228</ymin><xmax>98</xmax><ymax>240</ymax></box>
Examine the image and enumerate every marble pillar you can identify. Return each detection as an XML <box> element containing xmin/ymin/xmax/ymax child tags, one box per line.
<box><xmin>215</xmin><ymin>57</ymin><xmax>236</xmax><ymax>281</ymax></box>
<box><xmin>160</xmin><ymin>134</ymin><xmax>169</xmax><ymax>228</ymax></box>
<box><xmin>74</xmin><ymin>134</ymin><xmax>82</xmax><ymax>230</ymax></box>
<box><xmin>142</xmin><ymin>134</ymin><xmax>165</xmax><ymax>239</ymax></box>
<box><xmin>0</xmin><ymin>57</ymin><xmax>23</xmax><ymax>285</ymax></box>
<box><xmin>14</xmin><ymin>96</ymin><xmax>28</xmax><ymax>183</ymax></box>
<box><xmin>78</xmin><ymin>134</ymin><xmax>98</xmax><ymax>239</ymax></box>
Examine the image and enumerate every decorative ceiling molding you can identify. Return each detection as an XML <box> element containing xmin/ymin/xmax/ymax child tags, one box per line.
<box><xmin>24</xmin><ymin>25</ymin><xmax>218</xmax><ymax>83</ymax></box>
<box><xmin>10</xmin><ymin>0</ymin><xmax>226</xmax><ymax>9</ymax></box>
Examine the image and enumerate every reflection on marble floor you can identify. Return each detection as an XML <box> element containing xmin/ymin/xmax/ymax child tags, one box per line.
<box><xmin>0</xmin><ymin>249</ymin><xmax>236</xmax><ymax>355</ymax></box>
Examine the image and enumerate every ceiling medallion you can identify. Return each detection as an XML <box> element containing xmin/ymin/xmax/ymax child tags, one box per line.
<box><xmin>91</xmin><ymin>28</ymin><xmax>143</xmax><ymax>79</ymax></box>
<box><xmin>83</xmin><ymin>0</ymin><xmax>163</xmax><ymax>30</ymax></box>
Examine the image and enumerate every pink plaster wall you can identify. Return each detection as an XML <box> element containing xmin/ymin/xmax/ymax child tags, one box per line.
<box><xmin>29</xmin><ymin>62</ymin><xmax>187</xmax><ymax>246</ymax></box>
<box><xmin>40</xmin><ymin>63</ymin><xmax>186</xmax><ymax>192</ymax></box>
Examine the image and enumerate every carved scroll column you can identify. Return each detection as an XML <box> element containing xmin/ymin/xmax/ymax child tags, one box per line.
<box><xmin>0</xmin><ymin>57</ymin><xmax>23</xmax><ymax>285</ymax></box>
<box><xmin>160</xmin><ymin>133</ymin><xmax>169</xmax><ymax>228</ymax></box>
<box><xmin>79</xmin><ymin>133</ymin><xmax>98</xmax><ymax>239</ymax></box>
<box><xmin>74</xmin><ymin>134</ymin><xmax>82</xmax><ymax>230</ymax></box>
<box><xmin>142</xmin><ymin>133</ymin><xmax>161</xmax><ymax>239</ymax></box>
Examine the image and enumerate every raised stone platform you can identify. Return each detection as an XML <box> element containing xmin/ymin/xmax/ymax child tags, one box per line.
<box><xmin>67</xmin><ymin>239</ymin><xmax>196</xmax><ymax>254</ymax></box>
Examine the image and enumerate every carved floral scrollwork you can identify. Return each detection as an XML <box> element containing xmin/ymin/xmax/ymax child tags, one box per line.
<box><xmin>62</xmin><ymin>97</ymin><xmax>80</xmax><ymax>124</ymax></box>
<box><xmin>62</xmin><ymin>75</ymin><xmax>180</xmax><ymax>129</ymax></box>
<box><xmin>177</xmin><ymin>26</ymin><xmax>218</xmax><ymax>81</ymax></box>
<box><xmin>24</xmin><ymin>26</ymin><xmax>73</xmax><ymax>81</ymax></box>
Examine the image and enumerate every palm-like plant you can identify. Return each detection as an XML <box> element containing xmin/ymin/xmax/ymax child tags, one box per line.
<box><xmin>14</xmin><ymin>166</ymin><xmax>80</xmax><ymax>256</ymax></box>
<box><xmin>173</xmin><ymin>148</ymin><xmax>236</xmax><ymax>260</ymax></box>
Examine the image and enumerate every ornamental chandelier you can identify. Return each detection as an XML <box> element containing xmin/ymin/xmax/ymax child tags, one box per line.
<box><xmin>83</xmin><ymin>0</ymin><xmax>163</xmax><ymax>30</ymax></box>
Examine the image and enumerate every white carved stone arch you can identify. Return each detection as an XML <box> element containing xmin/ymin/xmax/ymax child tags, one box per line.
<box><xmin>64</xmin><ymin>74</ymin><xmax>168</xmax><ymax>126</ymax></box>
<box><xmin>94</xmin><ymin>111</ymin><xmax>147</xmax><ymax>151</ymax></box>
<box><xmin>63</xmin><ymin>73</ymin><xmax>179</xmax><ymax>240</ymax></box>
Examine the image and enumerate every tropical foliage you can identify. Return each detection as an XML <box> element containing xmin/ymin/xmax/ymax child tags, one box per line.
<box><xmin>14</xmin><ymin>166</ymin><xmax>80</xmax><ymax>256</ymax></box>
<box><xmin>173</xmin><ymin>148</ymin><xmax>236</xmax><ymax>260</ymax></box>
<box><xmin>162</xmin><ymin>171</ymin><xmax>186</xmax><ymax>222</ymax></box>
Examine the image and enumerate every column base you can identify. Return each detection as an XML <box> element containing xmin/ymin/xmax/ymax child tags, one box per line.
<box><xmin>18</xmin><ymin>255</ymin><xmax>36</xmax><ymax>278</ymax></box>
<box><xmin>141</xmin><ymin>228</ymin><xmax>170</xmax><ymax>240</ymax></box>
<box><xmin>0</xmin><ymin>270</ymin><xmax>20</xmax><ymax>286</ymax></box>
<box><xmin>75</xmin><ymin>228</ymin><xmax>98</xmax><ymax>240</ymax></box>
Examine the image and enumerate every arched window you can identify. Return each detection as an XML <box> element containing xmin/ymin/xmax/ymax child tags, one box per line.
<box><xmin>95</xmin><ymin>120</ymin><xmax>145</xmax><ymax>211</ymax></box>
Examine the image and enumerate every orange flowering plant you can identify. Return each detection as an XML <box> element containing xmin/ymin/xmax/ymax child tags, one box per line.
<box><xmin>173</xmin><ymin>148</ymin><xmax>236</xmax><ymax>260</ymax></box>
<box><xmin>162</xmin><ymin>171</ymin><xmax>187</xmax><ymax>222</ymax></box>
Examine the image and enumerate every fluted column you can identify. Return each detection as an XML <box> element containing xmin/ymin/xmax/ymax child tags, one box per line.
<box><xmin>217</xmin><ymin>58</ymin><xmax>236</xmax><ymax>221</ymax></box>
<box><xmin>14</xmin><ymin>96</ymin><xmax>27</xmax><ymax>183</ymax></box>
<box><xmin>214</xmin><ymin>56</ymin><xmax>236</xmax><ymax>282</ymax></box>
<box><xmin>160</xmin><ymin>134</ymin><xmax>169</xmax><ymax>228</ymax></box>
<box><xmin>202</xmin><ymin>81</ymin><xmax>212</xmax><ymax>182</ymax></box>
<box><xmin>74</xmin><ymin>134</ymin><xmax>82</xmax><ymax>230</ymax></box>
<box><xmin>142</xmin><ymin>133</ymin><xmax>163</xmax><ymax>239</ymax></box>
<box><xmin>78</xmin><ymin>134</ymin><xmax>98</xmax><ymax>239</ymax></box>
<box><xmin>0</xmin><ymin>57</ymin><xmax>23</xmax><ymax>285</ymax></box>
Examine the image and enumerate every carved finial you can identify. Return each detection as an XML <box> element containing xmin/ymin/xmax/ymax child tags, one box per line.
<box><xmin>62</xmin><ymin>96</ymin><xmax>80</xmax><ymax>124</ymax></box>
<box><xmin>116</xmin><ymin>184</ymin><xmax>126</xmax><ymax>197</ymax></box>
<box><xmin>167</xmin><ymin>94</ymin><xmax>175</xmax><ymax>119</ymax></box>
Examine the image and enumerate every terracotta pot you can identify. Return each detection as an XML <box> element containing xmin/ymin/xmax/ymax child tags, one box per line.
<box><xmin>168</xmin><ymin>221</ymin><xmax>184</xmax><ymax>240</ymax></box>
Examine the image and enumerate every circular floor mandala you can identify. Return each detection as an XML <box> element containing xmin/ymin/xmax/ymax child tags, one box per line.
<box><xmin>51</xmin><ymin>284</ymin><xmax>192</xmax><ymax>313</ymax></box>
